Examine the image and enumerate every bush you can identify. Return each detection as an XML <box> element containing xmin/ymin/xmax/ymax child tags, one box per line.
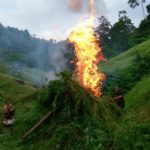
<box><xmin>103</xmin><ymin>47</ymin><xmax>150</xmax><ymax>96</ymax></box>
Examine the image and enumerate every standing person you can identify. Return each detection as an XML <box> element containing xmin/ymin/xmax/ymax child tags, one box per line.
<box><xmin>3</xmin><ymin>103</ymin><xmax>15</xmax><ymax>127</ymax></box>
<box><xmin>114</xmin><ymin>85</ymin><xmax>125</xmax><ymax>109</ymax></box>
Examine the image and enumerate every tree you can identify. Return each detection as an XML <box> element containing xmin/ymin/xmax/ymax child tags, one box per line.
<box><xmin>64</xmin><ymin>42</ymin><xmax>75</xmax><ymax>71</ymax></box>
<box><xmin>135</xmin><ymin>17</ymin><xmax>150</xmax><ymax>43</ymax></box>
<box><xmin>95</xmin><ymin>16</ymin><xmax>112</xmax><ymax>58</ymax></box>
<box><xmin>96</xmin><ymin>13</ymin><xmax>136</xmax><ymax>58</ymax></box>
<box><xmin>146</xmin><ymin>4</ymin><xmax>150</xmax><ymax>14</ymax></box>
<box><xmin>128</xmin><ymin>0</ymin><xmax>146</xmax><ymax>18</ymax></box>
<box><xmin>110</xmin><ymin>11</ymin><xmax>135</xmax><ymax>54</ymax></box>
<box><xmin>118</xmin><ymin>10</ymin><xmax>127</xmax><ymax>18</ymax></box>
<box><xmin>96</xmin><ymin>16</ymin><xmax>112</xmax><ymax>45</ymax></box>
<box><xmin>133</xmin><ymin>4</ymin><xmax>150</xmax><ymax>43</ymax></box>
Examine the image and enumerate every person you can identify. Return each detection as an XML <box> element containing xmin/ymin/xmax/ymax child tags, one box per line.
<box><xmin>3</xmin><ymin>103</ymin><xmax>15</xmax><ymax>127</ymax></box>
<box><xmin>114</xmin><ymin>85</ymin><xmax>125</xmax><ymax>109</ymax></box>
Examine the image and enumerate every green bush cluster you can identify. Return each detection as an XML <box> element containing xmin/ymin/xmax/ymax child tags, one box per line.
<box><xmin>17</xmin><ymin>71</ymin><xmax>121</xmax><ymax>150</ymax></box>
<box><xmin>102</xmin><ymin>39</ymin><xmax>150</xmax><ymax>95</ymax></box>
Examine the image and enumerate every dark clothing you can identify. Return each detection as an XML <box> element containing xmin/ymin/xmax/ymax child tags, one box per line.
<box><xmin>4</xmin><ymin>109</ymin><xmax>15</xmax><ymax>120</ymax></box>
<box><xmin>4</xmin><ymin>111</ymin><xmax>11</xmax><ymax>119</ymax></box>
<box><xmin>115</xmin><ymin>89</ymin><xmax>125</xmax><ymax>109</ymax></box>
<box><xmin>116</xmin><ymin>97</ymin><xmax>125</xmax><ymax>109</ymax></box>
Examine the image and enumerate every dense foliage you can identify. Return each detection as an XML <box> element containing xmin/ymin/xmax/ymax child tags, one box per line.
<box><xmin>17</xmin><ymin>72</ymin><xmax>122</xmax><ymax>150</ymax></box>
<box><xmin>0</xmin><ymin>2</ymin><xmax>150</xmax><ymax>149</ymax></box>
<box><xmin>96</xmin><ymin>3</ymin><xmax>150</xmax><ymax>58</ymax></box>
<box><xmin>0</xmin><ymin>24</ymin><xmax>72</xmax><ymax>84</ymax></box>
<box><xmin>0</xmin><ymin>68</ymin><xmax>149</xmax><ymax>150</ymax></box>
<box><xmin>101</xmin><ymin>39</ymin><xmax>150</xmax><ymax>95</ymax></box>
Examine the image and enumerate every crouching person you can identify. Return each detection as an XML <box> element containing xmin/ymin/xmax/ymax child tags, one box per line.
<box><xmin>114</xmin><ymin>86</ymin><xmax>125</xmax><ymax>109</ymax></box>
<box><xmin>3</xmin><ymin>103</ymin><xmax>15</xmax><ymax>127</ymax></box>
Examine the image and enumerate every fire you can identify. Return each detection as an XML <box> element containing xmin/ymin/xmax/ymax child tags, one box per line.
<box><xmin>68</xmin><ymin>0</ymin><xmax>106</xmax><ymax>97</ymax></box>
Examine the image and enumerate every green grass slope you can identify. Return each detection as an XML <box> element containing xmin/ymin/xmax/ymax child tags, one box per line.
<box><xmin>0</xmin><ymin>63</ymin><xmax>8</xmax><ymax>74</ymax></box>
<box><xmin>114</xmin><ymin>76</ymin><xmax>150</xmax><ymax>149</ymax></box>
<box><xmin>99</xmin><ymin>40</ymin><xmax>150</xmax><ymax>149</ymax></box>
<box><xmin>125</xmin><ymin>75</ymin><xmax>150</xmax><ymax>109</ymax></box>
<box><xmin>0</xmin><ymin>72</ymin><xmax>149</xmax><ymax>149</ymax></box>
<box><xmin>0</xmin><ymin>72</ymin><xmax>121</xmax><ymax>150</ymax></box>
<box><xmin>0</xmin><ymin>72</ymin><xmax>38</xmax><ymax>149</ymax></box>
<box><xmin>101</xmin><ymin>39</ymin><xmax>150</xmax><ymax>74</ymax></box>
<box><xmin>0</xmin><ymin>72</ymin><xmax>37</xmax><ymax>102</ymax></box>
<box><xmin>0</xmin><ymin>39</ymin><xmax>149</xmax><ymax>149</ymax></box>
<box><xmin>101</xmin><ymin>39</ymin><xmax>150</xmax><ymax>94</ymax></box>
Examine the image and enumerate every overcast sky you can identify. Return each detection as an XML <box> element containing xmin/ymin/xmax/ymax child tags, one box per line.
<box><xmin>0</xmin><ymin>0</ymin><xmax>149</xmax><ymax>40</ymax></box>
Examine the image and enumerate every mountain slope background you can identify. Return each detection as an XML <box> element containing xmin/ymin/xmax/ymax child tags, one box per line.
<box><xmin>0</xmin><ymin>38</ymin><xmax>149</xmax><ymax>149</ymax></box>
<box><xmin>0</xmin><ymin>23</ymin><xmax>72</xmax><ymax>86</ymax></box>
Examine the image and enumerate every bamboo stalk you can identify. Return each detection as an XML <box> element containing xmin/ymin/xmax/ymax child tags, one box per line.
<box><xmin>22</xmin><ymin>110</ymin><xmax>54</xmax><ymax>139</ymax></box>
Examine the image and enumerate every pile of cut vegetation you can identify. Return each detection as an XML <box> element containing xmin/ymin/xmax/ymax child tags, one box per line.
<box><xmin>20</xmin><ymin>71</ymin><xmax>121</xmax><ymax>150</ymax></box>
<box><xmin>0</xmin><ymin>71</ymin><xmax>149</xmax><ymax>150</ymax></box>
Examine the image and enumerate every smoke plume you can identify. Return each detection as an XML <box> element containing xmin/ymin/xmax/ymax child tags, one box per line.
<box><xmin>68</xmin><ymin>0</ymin><xmax>83</xmax><ymax>12</ymax></box>
<box><xmin>67</xmin><ymin>0</ymin><xmax>106</xmax><ymax>16</ymax></box>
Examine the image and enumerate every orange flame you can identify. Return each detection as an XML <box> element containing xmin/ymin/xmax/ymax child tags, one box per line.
<box><xmin>68</xmin><ymin>0</ymin><xmax>106</xmax><ymax>97</ymax></box>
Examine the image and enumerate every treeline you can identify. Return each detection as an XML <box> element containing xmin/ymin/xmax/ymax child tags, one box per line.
<box><xmin>96</xmin><ymin>3</ymin><xmax>150</xmax><ymax>58</ymax></box>
<box><xmin>0</xmin><ymin>1</ymin><xmax>149</xmax><ymax>82</ymax></box>
<box><xmin>0</xmin><ymin>23</ymin><xmax>70</xmax><ymax>74</ymax></box>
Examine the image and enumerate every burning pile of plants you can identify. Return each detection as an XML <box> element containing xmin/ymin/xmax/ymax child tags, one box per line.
<box><xmin>22</xmin><ymin>1</ymin><xmax>122</xmax><ymax>148</ymax></box>
<box><xmin>22</xmin><ymin>71</ymin><xmax>121</xmax><ymax>149</ymax></box>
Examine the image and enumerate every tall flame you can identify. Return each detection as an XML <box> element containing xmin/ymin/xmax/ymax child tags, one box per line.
<box><xmin>68</xmin><ymin>0</ymin><xmax>106</xmax><ymax>97</ymax></box>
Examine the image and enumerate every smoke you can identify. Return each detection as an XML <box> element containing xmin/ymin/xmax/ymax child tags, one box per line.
<box><xmin>49</xmin><ymin>41</ymin><xmax>67</xmax><ymax>72</ymax></box>
<box><xmin>89</xmin><ymin>0</ymin><xmax>96</xmax><ymax>16</ymax></box>
<box><xmin>67</xmin><ymin>0</ymin><xmax>106</xmax><ymax>17</ymax></box>
<box><xmin>0</xmin><ymin>0</ymin><xmax>107</xmax><ymax>86</ymax></box>
<box><xmin>68</xmin><ymin>0</ymin><xmax>83</xmax><ymax>12</ymax></box>
<box><xmin>36</xmin><ymin>0</ymin><xmax>106</xmax><ymax>85</ymax></box>
<box><xmin>0</xmin><ymin>23</ymin><xmax>69</xmax><ymax>86</ymax></box>
<box><xmin>29</xmin><ymin>40</ymin><xmax>68</xmax><ymax>85</ymax></box>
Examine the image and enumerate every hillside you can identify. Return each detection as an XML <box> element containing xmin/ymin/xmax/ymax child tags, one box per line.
<box><xmin>0</xmin><ymin>71</ymin><xmax>149</xmax><ymax>150</ymax></box>
<box><xmin>0</xmin><ymin>39</ymin><xmax>149</xmax><ymax>149</ymax></box>
<box><xmin>101</xmin><ymin>39</ymin><xmax>150</xmax><ymax>94</ymax></box>
<box><xmin>0</xmin><ymin>72</ymin><xmax>121</xmax><ymax>150</ymax></box>
<box><xmin>101</xmin><ymin>39</ymin><xmax>150</xmax><ymax>74</ymax></box>
<box><xmin>0</xmin><ymin>1</ymin><xmax>150</xmax><ymax>149</ymax></box>
<box><xmin>113</xmin><ymin>75</ymin><xmax>150</xmax><ymax>149</ymax></box>
<box><xmin>100</xmin><ymin>39</ymin><xmax>150</xmax><ymax>149</ymax></box>
<box><xmin>0</xmin><ymin>72</ymin><xmax>37</xmax><ymax>102</ymax></box>
<box><xmin>0</xmin><ymin>23</ymin><xmax>72</xmax><ymax>85</ymax></box>
<box><xmin>125</xmin><ymin>75</ymin><xmax>150</xmax><ymax>109</ymax></box>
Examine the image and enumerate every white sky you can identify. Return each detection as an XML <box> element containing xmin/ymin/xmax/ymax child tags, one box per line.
<box><xmin>0</xmin><ymin>0</ymin><xmax>149</xmax><ymax>40</ymax></box>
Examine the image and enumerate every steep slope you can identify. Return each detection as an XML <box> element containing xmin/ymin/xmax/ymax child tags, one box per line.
<box><xmin>101</xmin><ymin>39</ymin><xmax>150</xmax><ymax>74</ymax></box>
<box><xmin>125</xmin><ymin>75</ymin><xmax>150</xmax><ymax>109</ymax></box>
<box><xmin>101</xmin><ymin>39</ymin><xmax>150</xmax><ymax>94</ymax></box>
<box><xmin>0</xmin><ymin>72</ymin><xmax>120</xmax><ymax>150</ymax></box>
<box><xmin>114</xmin><ymin>76</ymin><xmax>150</xmax><ymax>149</ymax></box>
<box><xmin>100</xmin><ymin>39</ymin><xmax>150</xmax><ymax>149</ymax></box>
<box><xmin>0</xmin><ymin>72</ymin><xmax>37</xmax><ymax>149</ymax></box>
<box><xmin>0</xmin><ymin>39</ymin><xmax>149</xmax><ymax>150</ymax></box>
<box><xmin>0</xmin><ymin>72</ymin><xmax>37</xmax><ymax>101</ymax></box>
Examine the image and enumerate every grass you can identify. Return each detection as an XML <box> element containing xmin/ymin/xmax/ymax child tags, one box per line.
<box><xmin>100</xmin><ymin>39</ymin><xmax>150</xmax><ymax>149</ymax></box>
<box><xmin>101</xmin><ymin>39</ymin><xmax>150</xmax><ymax>95</ymax></box>
<box><xmin>0</xmin><ymin>72</ymin><xmax>121</xmax><ymax>150</ymax></box>
<box><xmin>101</xmin><ymin>39</ymin><xmax>150</xmax><ymax>74</ymax></box>
<box><xmin>114</xmin><ymin>76</ymin><xmax>150</xmax><ymax>150</ymax></box>
<box><xmin>0</xmin><ymin>72</ymin><xmax>38</xmax><ymax>150</ymax></box>
<box><xmin>0</xmin><ymin>63</ymin><xmax>8</xmax><ymax>74</ymax></box>
<box><xmin>125</xmin><ymin>75</ymin><xmax>150</xmax><ymax>109</ymax></box>
<box><xmin>0</xmin><ymin>75</ymin><xmax>149</xmax><ymax>150</ymax></box>
<box><xmin>0</xmin><ymin>39</ymin><xmax>149</xmax><ymax>149</ymax></box>
<box><xmin>0</xmin><ymin>72</ymin><xmax>37</xmax><ymax>102</ymax></box>
<box><xmin>0</xmin><ymin>97</ymin><xmax>40</xmax><ymax>150</ymax></box>
<box><xmin>0</xmin><ymin>72</ymin><xmax>149</xmax><ymax>150</ymax></box>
